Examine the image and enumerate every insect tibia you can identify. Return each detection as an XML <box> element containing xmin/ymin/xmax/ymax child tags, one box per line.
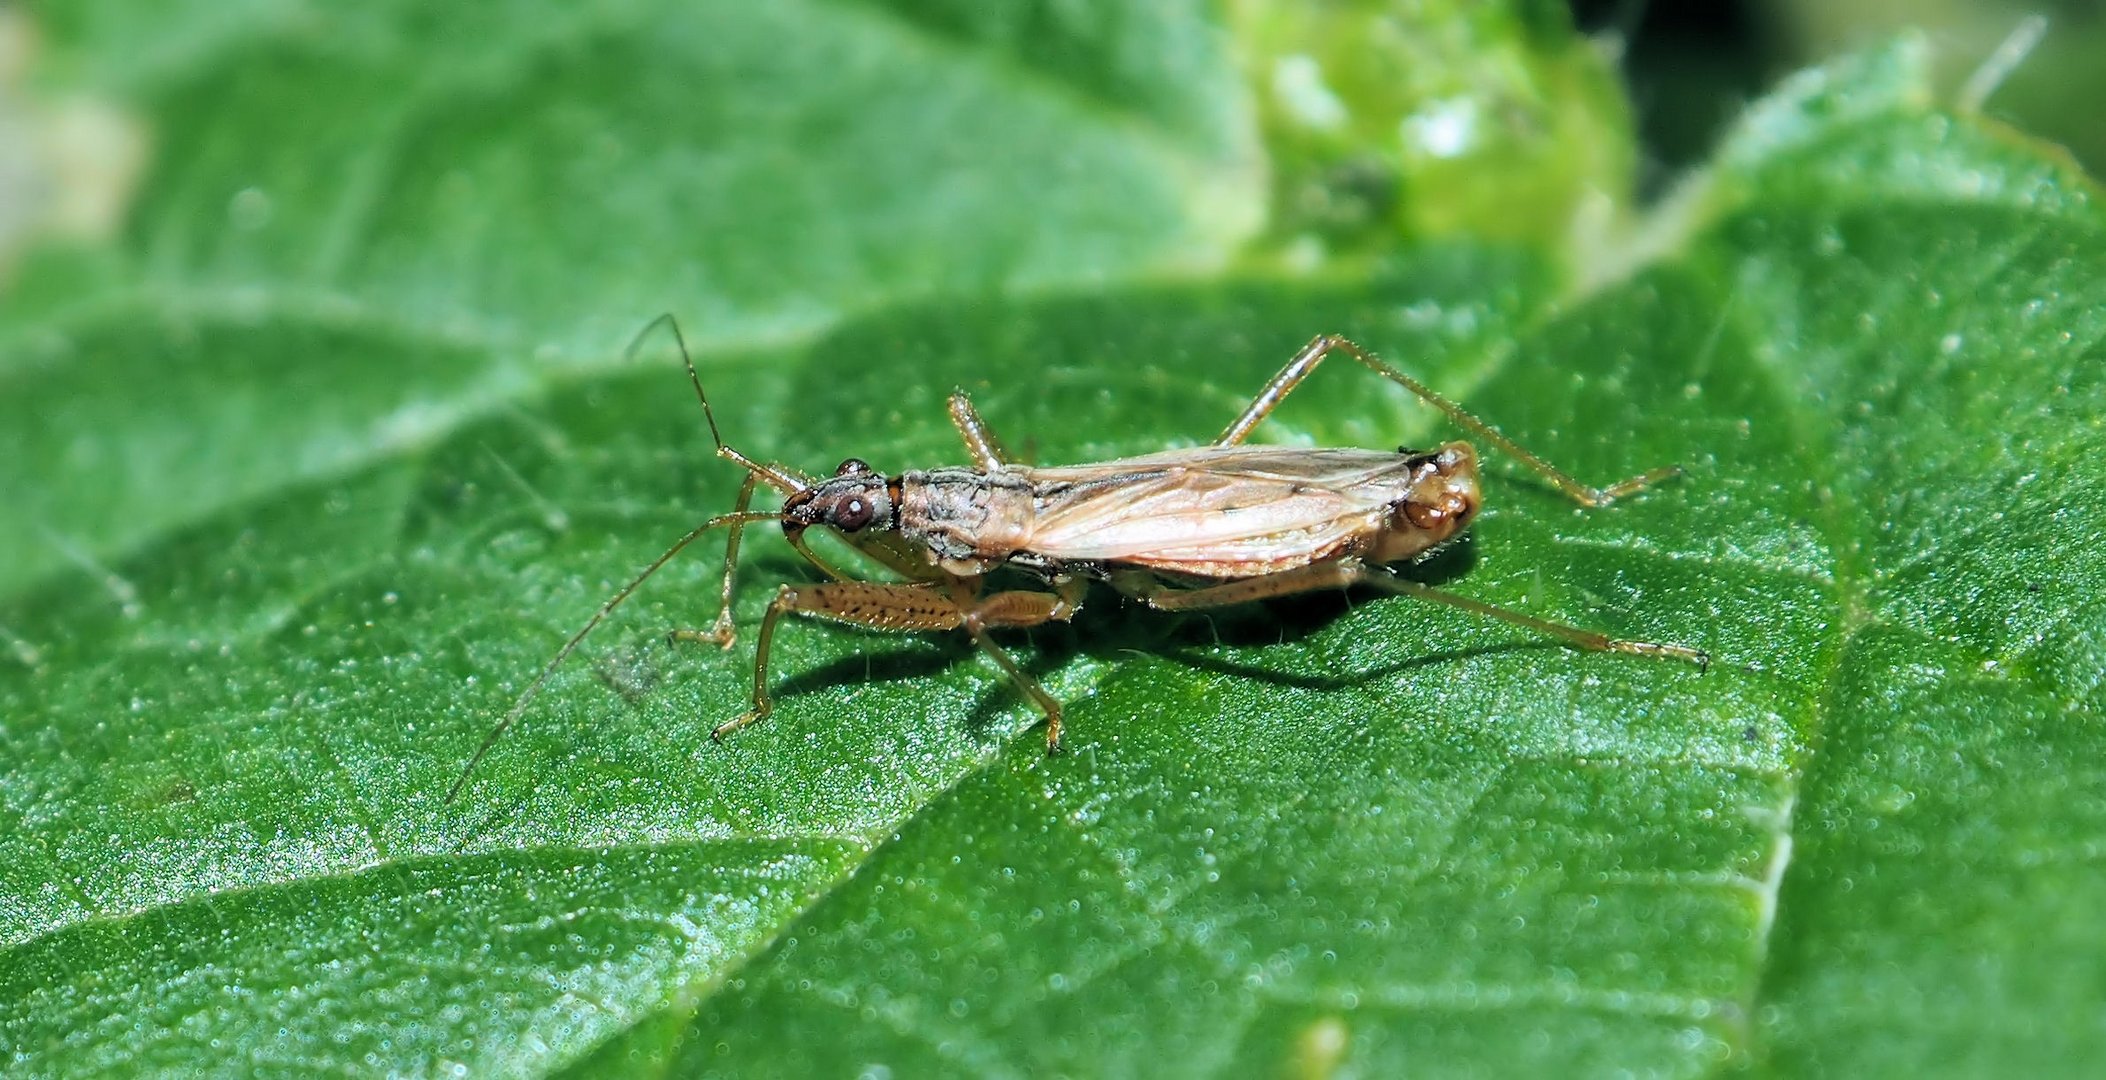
<box><xmin>667</xmin><ymin>623</ymin><xmax>737</xmax><ymax>650</ymax></box>
<box><xmin>1585</xmin><ymin>464</ymin><xmax>1685</xmax><ymax>507</ymax></box>
<box><xmin>1604</xmin><ymin>637</ymin><xmax>1710</xmax><ymax>670</ymax></box>
<box><xmin>1270</xmin><ymin>334</ymin><xmax>1685</xmax><ymax>511</ymax></box>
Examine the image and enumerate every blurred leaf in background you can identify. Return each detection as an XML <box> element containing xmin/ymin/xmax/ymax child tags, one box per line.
<box><xmin>1579</xmin><ymin>0</ymin><xmax>2106</xmax><ymax>182</ymax></box>
<box><xmin>1228</xmin><ymin>0</ymin><xmax>1635</xmax><ymax>257</ymax></box>
<box><xmin>2</xmin><ymin>1</ymin><xmax>2103</xmax><ymax>1077</ymax></box>
<box><xmin>1780</xmin><ymin>0</ymin><xmax>2106</xmax><ymax>173</ymax></box>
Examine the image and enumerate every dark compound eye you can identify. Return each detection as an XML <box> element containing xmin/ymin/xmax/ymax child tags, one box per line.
<box><xmin>834</xmin><ymin>496</ymin><xmax>875</xmax><ymax>531</ymax></box>
<box><xmin>835</xmin><ymin>457</ymin><xmax>871</xmax><ymax>476</ymax></box>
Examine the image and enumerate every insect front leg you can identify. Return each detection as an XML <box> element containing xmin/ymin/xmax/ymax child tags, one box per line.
<box><xmin>1114</xmin><ymin>561</ymin><xmax>1707</xmax><ymax>668</ymax></box>
<box><xmin>666</xmin><ymin>469</ymin><xmax>762</xmax><ymax>650</ymax></box>
<box><xmin>844</xmin><ymin>530</ymin><xmax>951</xmax><ymax>583</ymax></box>
<box><xmin>715</xmin><ymin>578</ymin><xmax>1084</xmax><ymax>750</ymax></box>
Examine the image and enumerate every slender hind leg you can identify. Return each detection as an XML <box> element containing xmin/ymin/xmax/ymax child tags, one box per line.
<box><xmin>1214</xmin><ymin>334</ymin><xmax>1680</xmax><ymax>506</ymax></box>
<box><xmin>716</xmin><ymin>578</ymin><xmax>1086</xmax><ymax>751</ymax></box>
<box><xmin>1113</xmin><ymin>561</ymin><xmax>1707</xmax><ymax>668</ymax></box>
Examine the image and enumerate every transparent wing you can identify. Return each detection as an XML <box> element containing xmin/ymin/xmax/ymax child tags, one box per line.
<box><xmin>1018</xmin><ymin>447</ymin><xmax>1418</xmax><ymax>565</ymax></box>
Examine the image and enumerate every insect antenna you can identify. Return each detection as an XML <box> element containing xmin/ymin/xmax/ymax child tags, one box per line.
<box><xmin>626</xmin><ymin>313</ymin><xmax>729</xmax><ymax>451</ymax></box>
<box><xmin>448</xmin><ymin>316</ymin><xmax>808</xmax><ymax>805</ymax></box>
<box><xmin>445</xmin><ymin>506</ymin><xmax>779</xmax><ymax>804</ymax></box>
<box><xmin>626</xmin><ymin>313</ymin><xmax>808</xmax><ymax>495</ymax></box>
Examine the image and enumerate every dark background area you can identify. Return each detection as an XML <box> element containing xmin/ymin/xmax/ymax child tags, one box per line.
<box><xmin>1571</xmin><ymin>0</ymin><xmax>2106</xmax><ymax>188</ymax></box>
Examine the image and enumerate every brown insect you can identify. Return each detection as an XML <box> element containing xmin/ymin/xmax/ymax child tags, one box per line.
<box><xmin>446</xmin><ymin>323</ymin><xmax>1707</xmax><ymax>802</ymax></box>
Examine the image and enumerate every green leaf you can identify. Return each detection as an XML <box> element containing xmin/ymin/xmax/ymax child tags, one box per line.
<box><xmin>1</xmin><ymin>0</ymin><xmax>1260</xmax><ymax>600</ymax></box>
<box><xmin>5</xmin><ymin>18</ymin><xmax>2104</xmax><ymax>1080</ymax></box>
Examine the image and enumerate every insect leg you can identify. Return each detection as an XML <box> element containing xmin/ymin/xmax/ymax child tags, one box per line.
<box><xmin>771</xmin><ymin>527</ymin><xmax>951</xmax><ymax>591</ymax></box>
<box><xmin>444</xmin><ymin>505</ymin><xmax>779</xmax><ymax>804</ymax></box>
<box><xmin>714</xmin><ymin>580</ymin><xmax>967</xmax><ymax>740</ymax></box>
<box><xmin>964</xmin><ymin>577</ymin><xmax>1087</xmax><ymax>752</ymax></box>
<box><xmin>1114</xmin><ymin>562</ymin><xmax>1365</xmax><ymax>612</ymax></box>
<box><xmin>776</xmin><ymin>521</ymin><xmax>955</xmax><ymax>593</ymax></box>
<box><xmin>845</xmin><ymin>530</ymin><xmax>952</xmax><ymax>583</ymax></box>
<box><xmin>1115</xmin><ymin>561</ymin><xmax>1707</xmax><ymax>668</ymax></box>
<box><xmin>948</xmin><ymin>391</ymin><xmax>1014</xmax><ymax>471</ymax></box>
<box><xmin>1353</xmin><ymin>565</ymin><xmax>1709</xmax><ymax>668</ymax></box>
<box><xmin>714</xmin><ymin>580</ymin><xmax>1083</xmax><ymax>750</ymax></box>
<box><xmin>666</xmin><ymin>469</ymin><xmax>762</xmax><ymax>650</ymax></box>
<box><xmin>1219</xmin><ymin>334</ymin><xmax>1681</xmax><ymax>506</ymax></box>
<box><xmin>1213</xmin><ymin>333</ymin><xmax>1336</xmax><ymax>447</ymax></box>
<box><xmin>1317</xmin><ymin>336</ymin><xmax>1679</xmax><ymax>506</ymax></box>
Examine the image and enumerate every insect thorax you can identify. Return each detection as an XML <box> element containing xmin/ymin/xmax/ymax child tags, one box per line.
<box><xmin>897</xmin><ymin>467</ymin><xmax>1038</xmax><ymax>573</ymax></box>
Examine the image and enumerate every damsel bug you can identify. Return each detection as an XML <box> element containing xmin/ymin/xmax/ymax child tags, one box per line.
<box><xmin>446</xmin><ymin>323</ymin><xmax>1707</xmax><ymax>802</ymax></box>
